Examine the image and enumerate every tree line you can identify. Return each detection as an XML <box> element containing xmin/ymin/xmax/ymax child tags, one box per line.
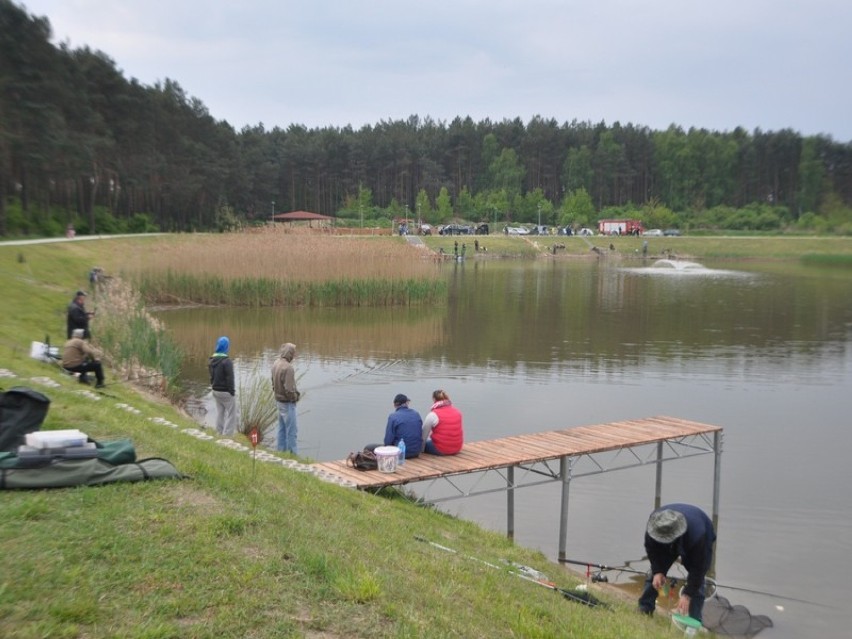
<box><xmin>2</xmin><ymin>0</ymin><xmax>851</xmax><ymax>237</ymax></box>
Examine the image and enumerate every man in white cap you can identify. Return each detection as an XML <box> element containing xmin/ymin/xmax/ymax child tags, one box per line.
<box><xmin>62</xmin><ymin>328</ymin><xmax>105</xmax><ymax>388</ymax></box>
<box><xmin>638</xmin><ymin>503</ymin><xmax>716</xmax><ymax>622</ymax></box>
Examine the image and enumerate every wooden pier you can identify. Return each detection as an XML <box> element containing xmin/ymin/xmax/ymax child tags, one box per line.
<box><xmin>313</xmin><ymin>415</ymin><xmax>723</xmax><ymax>561</ymax></box>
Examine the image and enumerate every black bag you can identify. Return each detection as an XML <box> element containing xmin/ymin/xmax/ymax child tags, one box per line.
<box><xmin>0</xmin><ymin>387</ymin><xmax>51</xmax><ymax>453</ymax></box>
<box><xmin>346</xmin><ymin>448</ymin><xmax>378</xmax><ymax>471</ymax></box>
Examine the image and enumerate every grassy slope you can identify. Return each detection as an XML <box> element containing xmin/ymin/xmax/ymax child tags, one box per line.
<box><xmin>423</xmin><ymin>232</ymin><xmax>852</xmax><ymax>260</ymax></box>
<box><xmin>4</xmin><ymin>235</ymin><xmax>800</xmax><ymax>639</ymax></box>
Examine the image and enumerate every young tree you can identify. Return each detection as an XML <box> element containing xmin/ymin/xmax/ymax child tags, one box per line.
<box><xmin>414</xmin><ymin>188</ymin><xmax>433</xmax><ymax>225</ymax></box>
<box><xmin>559</xmin><ymin>187</ymin><xmax>595</xmax><ymax>227</ymax></box>
<box><xmin>435</xmin><ymin>186</ymin><xmax>453</xmax><ymax>222</ymax></box>
<box><xmin>487</xmin><ymin>148</ymin><xmax>525</xmax><ymax>197</ymax></box>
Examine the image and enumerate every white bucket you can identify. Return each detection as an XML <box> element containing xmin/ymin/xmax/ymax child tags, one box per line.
<box><xmin>30</xmin><ymin>341</ymin><xmax>59</xmax><ymax>362</ymax></box>
<box><xmin>374</xmin><ymin>446</ymin><xmax>400</xmax><ymax>473</ymax></box>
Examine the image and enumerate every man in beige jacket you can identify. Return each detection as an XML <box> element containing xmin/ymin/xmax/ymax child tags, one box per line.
<box><xmin>271</xmin><ymin>342</ymin><xmax>300</xmax><ymax>454</ymax></box>
<box><xmin>62</xmin><ymin>328</ymin><xmax>105</xmax><ymax>387</ymax></box>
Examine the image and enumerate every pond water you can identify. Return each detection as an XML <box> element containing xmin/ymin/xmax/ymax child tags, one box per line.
<box><xmin>157</xmin><ymin>256</ymin><xmax>852</xmax><ymax>638</ymax></box>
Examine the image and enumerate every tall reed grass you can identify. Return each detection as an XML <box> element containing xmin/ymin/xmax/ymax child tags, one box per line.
<box><xmin>94</xmin><ymin>276</ymin><xmax>183</xmax><ymax>394</ymax></box>
<box><xmin>800</xmin><ymin>253</ymin><xmax>852</xmax><ymax>267</ymax></box>
<box><xmin>237</xmin><ymin>362</ymin><xmax>277</xmax><ymax>438</ymax></box>
<box><xmin>124</xmin><ymin>231</ymin><xmax>446</xmax><ymax>307</ymax></box>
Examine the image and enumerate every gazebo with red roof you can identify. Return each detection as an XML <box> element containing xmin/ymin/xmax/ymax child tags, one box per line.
<box><xmin>272</xmin><ymin>210</ymin><xmax>336</xmax><ymax>228</ymax></box>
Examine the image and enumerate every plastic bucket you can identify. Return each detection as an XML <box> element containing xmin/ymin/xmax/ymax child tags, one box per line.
<box><xmin>374</xmin><ymin>446</ymin><xmax>400</xmax><ymax>473</ymax></box>
<box><xmin>671</xmin><ymin>614</ymin><xmax>703</xmax><ymax>636</ymax></box>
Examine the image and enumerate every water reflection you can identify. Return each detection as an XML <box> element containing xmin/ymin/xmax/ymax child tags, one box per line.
<box><xmin>155</xmin><ymin>258</ymin><xmax>852</xmax><ymax>638</ymax></box>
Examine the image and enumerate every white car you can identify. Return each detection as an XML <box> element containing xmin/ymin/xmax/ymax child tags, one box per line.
<box><xmin>504</xmin><ymin>226</ymin><xmax>530</xmax><ymax>235</ymax></box>
<box><xmin>644</xmin><ymin>229</ymin><xmax>663</xmax><ymax>236</ymax></box>
<box><xmin>577</xmin><ymin>228</ymin><xmax>595</xmax><ymax>236</ymax></box>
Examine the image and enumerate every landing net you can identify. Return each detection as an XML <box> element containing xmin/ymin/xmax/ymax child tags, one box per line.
<box><xmin>701</xmin><ymin>594</ymin><xmax>773</xmax><ymax>637</ymax></box>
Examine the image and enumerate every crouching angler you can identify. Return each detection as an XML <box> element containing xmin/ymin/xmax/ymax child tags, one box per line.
<box><xmin>63</xmin><ymin>328</ymin><xmax>105</xmax><ymax>388</ymax></box>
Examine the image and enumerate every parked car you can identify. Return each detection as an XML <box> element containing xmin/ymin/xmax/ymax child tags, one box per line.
<box><xmin>504</xmin><ymin>225</ymin><xmax>530</xmax><ymax>235</ymax></box>
<box><xmin>577</xmin><ymin>228</ymin><xmax>595</xmax><ymax>236</ymax></box>
<box><xmin>643</xmin><ymin>229</ymin><xmax>663</xmax><ymax>237</ymax></box>
<box><xmin>530</xmin><ymin>225</ymin><xmax>550</xmax><ymax>235</ymax></box>
<box><xmin>419</xmin><ymin>224</ymin><xmax>432</xmax><ymax>235</ymax></box>
<box><xmin>474</xmin><ymin>223</ymin><xmax>490</xmax><ymax>235</ymax></box>
<box><xmin>439</xmin><ymin>224</ymin><xmax>472</xmax><ymax>235</ymax></box>
<box><xmin>557</xmin><ymin>226</ymin><xmax>573</xmax><ymax>236</ymax></box>
<box><xmin>663</xmin><ymin>228</ymin><xmax>682</xmax><ymax>236</ymax></box>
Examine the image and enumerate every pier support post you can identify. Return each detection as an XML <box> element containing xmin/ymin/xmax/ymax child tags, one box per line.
<box><xmin>654</xmin><ymin>441</ymin><xmax>663</xmax><ymax>509</ymax></box>
<box><xmin>507</xmin><ymin>466</ymin><xmax>515</xmax><ymax>540</ymax></box>
<box><xmin>557</xmin><ymin>456</ymin><xmax>572</xmax><ymax>562</ymax></box>
<box><xmin>712</xmin><ymin>431</ymin><xmax>722</xmax><ymax>526</ymax></box>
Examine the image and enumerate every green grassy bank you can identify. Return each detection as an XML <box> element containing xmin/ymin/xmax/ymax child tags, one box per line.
<box><xmin>1</xmin><ymin>238</ymin><xmax>668</xmax><ymax>638</ymax></box>
<box><xmin>424</xmin><ymin>232</ymin><xmax>852</xmax><ymax>261</ymax></box>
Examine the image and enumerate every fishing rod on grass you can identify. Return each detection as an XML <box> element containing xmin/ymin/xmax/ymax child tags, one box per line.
<box><xmin>96</xmin><ymin>371</ymin><xmax>166</xmax><ymax>388</ymax></box>
<box><xmin>559</xmin><ymin>557</ymin><xmax>829</xmax><ymax>608</ymax></box>
<box><xmin>415</xmin><ymin>536</ymin><xmax>605</xmax><ymax>608</ymax></box>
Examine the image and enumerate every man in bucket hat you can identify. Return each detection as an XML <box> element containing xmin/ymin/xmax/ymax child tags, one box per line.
<box><xmin>638</xmin><ymin>503</ymin><xmax>716</xmax><ymax>623</ymax></box>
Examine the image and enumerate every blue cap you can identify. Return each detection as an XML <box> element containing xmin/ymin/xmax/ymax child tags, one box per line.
<box><xmin>215</xmin><ymin>336</ymin><xmax>230</xmax><ymax>354</ymax></box>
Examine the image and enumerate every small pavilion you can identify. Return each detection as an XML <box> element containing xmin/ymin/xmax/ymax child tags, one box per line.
<box><xmin>272</xmin><ymin>210</ymin><xmax>336</xmax><ymax>228</ymax></box>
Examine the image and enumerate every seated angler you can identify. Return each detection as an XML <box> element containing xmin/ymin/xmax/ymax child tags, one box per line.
<box><xmin>62</xmin><ymin>328</ymin><xmax>106</xmax><ymax>388</ymax></box>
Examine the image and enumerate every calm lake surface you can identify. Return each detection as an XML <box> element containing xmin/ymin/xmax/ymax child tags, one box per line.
<box><xmin>157</xmin><ymin>256</ymin><xmax>852</xmax><ymax>638</ymax></box>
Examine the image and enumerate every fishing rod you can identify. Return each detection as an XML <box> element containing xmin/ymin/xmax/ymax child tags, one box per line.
<box><xmin>559</xmin><ymin>557</ymin><xmax>829</xmax><ymax>608</ymax></box>
<box><xmin>415</xmin><ymin>536</ymin><xmax>605</xmax><ymax>607</ymax></box>
<box><xmin>97</xmin><ymin>372</ymin><xmax>166</xmax><ymax>388</ymax></box>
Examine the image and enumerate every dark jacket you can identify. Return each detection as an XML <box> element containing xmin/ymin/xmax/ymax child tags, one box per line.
<box><xmin>208</xmin><ymin>355</ymin><xmax>235</xmax><ymax>395</ymax></box>
<box><xmin>384</xmin><ymin>405</ymin><xmax>423</xmax><ymax>458</ymax></box>
<box><xmin>645</xmin><ymin>503</ymin><xmax>716</xmax><ymax>598</ymax></box>
<box><xmin>66</xmin><ymin>299</ymin><xmax>90</xmax><ymax>339</ymax></box>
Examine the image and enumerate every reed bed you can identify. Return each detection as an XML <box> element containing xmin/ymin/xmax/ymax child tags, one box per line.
<box><xmin>237</xmin><ymin>361</ymin><xmax>278</xmax><ymax>438</ymax></box>
<box><xmin>125</xmin><ymin>231</ymin><xmax>446</xmax><ymax>307</ymax></box>
<box><xmin>93</xmin><ymin>275</ymin><xmax>183</xmax><ymax>393</ymax></box>
<box><xmin>800</xmin><ymin>253</ymin><xmax>852</xmax><ymax>267</ymax></box>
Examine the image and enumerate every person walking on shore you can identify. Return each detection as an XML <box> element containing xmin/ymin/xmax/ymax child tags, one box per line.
<box><xmin>271</xmin><ymin>342</ymin><xmax>301</xmax><ymax>454</ymax></box>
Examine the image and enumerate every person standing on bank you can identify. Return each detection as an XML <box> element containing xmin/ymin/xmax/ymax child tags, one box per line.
<box><xmin>384</xmin><ymin>393</ymin><xmax>422</xmax><ymax>458</ymax></box>
<box><xmin>638</xmin><ymin>503</ymin><xmax>716</xmax><ymax>623</ymax></box>
<box><xmin>62</xmin><ymin>328</ymin><xmax>105</xmax><ymax>387</ymax></box>
<box><xmin>421</xmin><ymin>389</ymin><xmax>464</xmax><ymax>455</ymax></box>
<box><xmin>271</xmin><ymin>342</ymin><xmax>300</xmax><ymax>454</ymax></box>
<box><xmin>208</xmin><ymin>336</ymin><xmax>236</xmax><ymax>437</ymax></box>
<box><xmin>66</xmin><ymin>290</ymin><xmax>94</xmax><ymax>339</ymax></box>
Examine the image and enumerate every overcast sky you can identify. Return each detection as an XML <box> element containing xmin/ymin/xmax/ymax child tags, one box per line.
<box><xmin>20</xmin><ymin>0</ymin><xmax>852</xmax><ymax>142</ymax></box>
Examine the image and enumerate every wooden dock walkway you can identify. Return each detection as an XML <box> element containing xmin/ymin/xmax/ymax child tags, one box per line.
<box><xmin>313</xmin><ymin>415</ymin><xmax>723</xmax><ymax>561</ymax></box>
<box><xmin>313</xmin><ymin>415</ymin><xmax>721</xmax><ymax>490</ymax></box>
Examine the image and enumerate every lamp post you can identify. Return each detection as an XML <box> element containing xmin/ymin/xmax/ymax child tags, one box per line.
<box><xmin>537</xmin><ymin>202</ymin><xmax>542</xmax><ymax>229</ymax></box>
<box><xmin>271</xmin><ymin>200</ymin><xmax>275</xmax><ymax>225</ymax></box>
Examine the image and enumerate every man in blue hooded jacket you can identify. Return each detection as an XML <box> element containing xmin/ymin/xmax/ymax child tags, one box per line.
<box><xmin>208</xmin><ymin>336</ymin><xmax>236</xmax><ymax>436</ymax></box>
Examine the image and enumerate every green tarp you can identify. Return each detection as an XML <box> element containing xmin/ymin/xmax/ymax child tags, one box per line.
<box><xmin>1</xmin><ymin>456</ymin><xmax>182</xmax><ymax>489</ymax></box>
<box><xmin>0</xmin><ymin>386</ymin><xmax>183</xmax><ymax>489</ymax></box>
